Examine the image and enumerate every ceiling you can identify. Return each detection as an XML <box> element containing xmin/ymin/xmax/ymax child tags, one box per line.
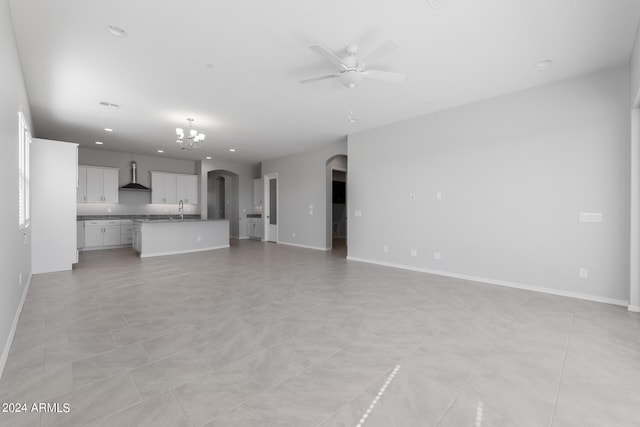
<box><xmin>8</xmin><ymin>0</ymin><xmax>640</xmax><ymax>164</ymax></box>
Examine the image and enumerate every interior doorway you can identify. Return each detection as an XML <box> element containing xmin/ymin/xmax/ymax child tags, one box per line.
<box><xmin>326</xmin><ymin>154</ymin><xmax>347</xmax><ymax>254</ymax></box>
<box><xmin>331</xmin><ymin>170</ymin><xmax>347</xmax><ymax>252</ymax></box>
<box><xmin>264</xmin><ymin>173</ymin><xmax>278</xmax><ymax>242</ymax></box>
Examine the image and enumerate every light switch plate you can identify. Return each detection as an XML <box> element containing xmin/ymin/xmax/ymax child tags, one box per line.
<box><xmin>579</xmin><ymin>212</ymin><xmax>603</xmax><ymax>222</ymax></box>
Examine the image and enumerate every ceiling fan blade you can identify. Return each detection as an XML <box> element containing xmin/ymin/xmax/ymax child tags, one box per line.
<box><xmin>360</xmin><ymin>40</ymin><xmax>399</xmax><ymax>66</ymax></box>
<box><xmin>363</xmin><ymin>69</ymin><xmax>406</xmax><ymax>83</ymax></box>
<box><xmin>299</xmin><ymin>74</ymin><xmax>340</xmax><ymax>84</ymax></box>
<box><xmin>309</xmin><ymin>45</ymin><xmax>348</xmax><ymax>69</ymax></box>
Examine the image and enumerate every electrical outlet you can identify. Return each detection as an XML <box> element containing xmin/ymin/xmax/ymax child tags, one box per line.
<box><xmin>409</xmin><ymin>193</ymin><xmax>415</xmax><ymax>201</ymax></box>
<box><xmin>410</xmin><ymin>249</ymin><xmax>418</xmax><ymax>256</ymax></box>
<box><xmin>433</xmin><ymin>252</ymin><xmax>441</xmax><ymax>260</ymax></box>
<box><xmin>579</xmin><ymin>268</ymin><xmax>588</xmax><ymax>278</ymax></box>
<box><xmin>293</xmin><ymin>232</ymin><xmax>296</xmax><ymax>238</ymax></box>
<box><xmin>309</xmin><ymin>204</ymin><xmax>313</xmax><ymax>210</ymax></box>
<box><xmin>355</xmin><ymin>211</ymin><xmax>362</xmax><ymax>217</ymax></box>
<box><xmin>309</xmin><ymin>210</ymin><xmax>313</xmax><ymax>215</ymax></box>
<box><xmin>436</xmin><ymin>192</ymin><xmax>442</xmax><ymax>200</ymax></box>
<box><xmin>383</xmin><ymin>245</ymin><xmax>388</xmax><ymax>253</ymax></box>
<box><xmin>197</xmin><ymin>236</ymin><xmax>201</xmax><ymax>242</ymax></box>
<box><xmin>18</xmin><ymin>272</ymin><xmax>22</xmax><ymax>287</ymax></box>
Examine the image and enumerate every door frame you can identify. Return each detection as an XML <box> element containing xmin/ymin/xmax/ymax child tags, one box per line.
<box><xmin>263</xmin><ymin>173</ymin><xmax>278</xmax><ymax>242</ymax></box>
<box><xmin>329</xmin><ymin>166</ymin><xmax>347</xmax><ymax>250</ymax></box>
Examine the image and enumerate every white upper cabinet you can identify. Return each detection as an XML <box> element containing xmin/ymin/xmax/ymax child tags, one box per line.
<box><xmin>78</xmin><ymin>166</ymin><xmax>119</xmax><ymax>203</ymax></box>
<box><xmin>152</xmin><ymin>172</ymin><xmax>197</xmax><ymax>205</ymax></box>
<box><xmin>177</xmin><ymin>174</ymin><xmax>198</xmax><ymax>205</ymax></box>
<box><xmin>151</xmin><ymin>172</ymin><xmax>177</xmax><ymax>204</ymax></box>
<box><xmin>101</xmin><ymin>169</ymin><xmax>119</xmax><ymax>203</ymax></box>
<box><xmin>253</xmin><ymin>178</ymin><xmax>263</xmax><ymax>206</ymax></box>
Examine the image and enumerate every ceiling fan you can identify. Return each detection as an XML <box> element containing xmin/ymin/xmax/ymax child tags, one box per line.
<box><xmin>299</xmin><ymin>40</ymin><xmax>406</xmax><ymax>88</ymax></box>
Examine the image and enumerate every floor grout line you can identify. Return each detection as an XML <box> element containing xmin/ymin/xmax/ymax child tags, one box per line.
<box><xmin>431</xmin><ymin>304</ymin><xmax>524</xmax><ymax>427</ymax></box>
<box><xmin>548</xmin><ymin>311</ymin><xmax>575</xmax><ymax>427</ymax></box>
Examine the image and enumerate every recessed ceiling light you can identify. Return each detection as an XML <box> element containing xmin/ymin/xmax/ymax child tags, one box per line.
<box><xmin>205</xmin><ymin>63</ymin><xmax>214</xmax><ymax>70</ymax></box>
<box><xmin>157</xmin><ymin>149</ymin><xmax>164</xmax><ymax>153</ymax></box>
<box><xmin>205</xmin><ymin>156</ymin><xmax>212</xmax><ymax>159</ymax></box>
<box><xmin>535</xmin><ymin>59</ymin><xmax>552</xmax><ymax>71</ymax></box>
<box><xmin>107</xmin><ymin>25</ymin><xmax>127</xmax><ymax>37</ymax></box>
<box><xmin>229</xmin><ymin>148</ymin><xmax>236</xmax><ymax>152</ymax></box>
<box><xmin>95</xmin><ymin>141</ymin><xmax>104</xmax><ymax>145</ymax></box>
<box><xmin>104</xmin><ymin>128</ymin><xmax>113</xmax><ymax>132</ymax></box>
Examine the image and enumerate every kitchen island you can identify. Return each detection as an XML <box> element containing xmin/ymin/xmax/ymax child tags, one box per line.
<box><xmin>133</xmin><ymin>219</ymin><xmax>229</xmax><ymax>258</ymax></box>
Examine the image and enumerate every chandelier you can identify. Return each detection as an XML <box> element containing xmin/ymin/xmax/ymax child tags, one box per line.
<box><xmin>176</xmin><ymin>118</ymin><xmax>205</xmax><ymax>150</ymax></box>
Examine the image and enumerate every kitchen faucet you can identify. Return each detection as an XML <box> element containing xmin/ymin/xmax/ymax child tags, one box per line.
<box><xmin>178</xmin><ymin>200</ymin><xmax>184</xmax><ymax>221</ymax></box>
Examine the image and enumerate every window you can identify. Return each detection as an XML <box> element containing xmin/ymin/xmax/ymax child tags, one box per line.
<box><xmin>18</xmin><ymin>112</ymin><xmax>30</xmax><ymax>229</ymax></box>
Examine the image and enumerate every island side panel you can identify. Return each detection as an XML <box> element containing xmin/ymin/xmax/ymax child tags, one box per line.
<box><xmin>140</xmin><ymin>220</ymin><xmax>230</xmax><ymax>258</ymax></box>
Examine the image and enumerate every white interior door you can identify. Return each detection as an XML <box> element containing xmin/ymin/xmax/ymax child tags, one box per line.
<box><xmin>264</xmin><ymin>174</ymin><xmax>277</xmax><ymax>242</ymax></box>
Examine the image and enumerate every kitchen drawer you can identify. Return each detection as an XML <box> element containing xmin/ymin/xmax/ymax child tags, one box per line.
<box><xmin>85</xmin><ymin>219</ymin><xmax>121</xmax><ymax>227</ymax></box>
<box><xmin>121</xmin><ymin>225</ymin><xmax>133</xmax><ymax>235</ymax></box>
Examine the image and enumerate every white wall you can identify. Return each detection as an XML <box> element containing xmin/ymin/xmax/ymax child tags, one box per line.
<box><xmin>0</xmin><ymin>0</ymin><xmax>33</xmax><ymax>378</ymax></box>
<box><xmin>631</xmin><ymin>22</ymin><xmax>640</xmax><ymax>106</ymax></box>
<box><xmin>262</xmin><ymin>141</ymin><xmax>347</xmax><ymax>250</ymax></box>
<box><xmin>31</xmin><ymin>139</ymin><xmax>78</xmax><ymax>273</ymax></box>
<box><xmin>199</xmin><ymin>159</ymin><xmax>260</xmax><ymax>238</ymax></box>
<box><xmin>348</xmin><ymin>66</ymin><xmax>630</xmax><ymax>304</ymax></box>
<box><xmin>77</xmin><ymin>147</ymin><xmax>199</xmax><ymax>216</ymax></box>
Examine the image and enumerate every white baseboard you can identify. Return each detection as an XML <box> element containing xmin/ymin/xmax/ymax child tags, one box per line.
<box><xmin>278</xmin><ymin>241</ymin><xmax>330</xmax><ymax>251</ymax></box>
<box><xmin>0</xmin><ymin>272</ymin><xmax>32</xmax><ymax>381</ymax></box>
<box><xmin>346</xmin><ymin>256</ymin><xmax>628</xmax><ymax>307</ymax></box>
<box><xmin>628</xmin><ymin>305</ymin><xmax>640</xmax><ymax>312</ymax></box>
<box><xmin>79</xmin><ymin>244</ymin><xmax>130</xmax><ymax>252</ymax></box>
<box><xmin>140</xmin><ymin>245</ymin><xmax>230</xmax><ymax>258</ymax></box>
<box><xmin>234</xmin><ymin>236</ymin><xmax>250</xmax><ymax>240</ymax></box>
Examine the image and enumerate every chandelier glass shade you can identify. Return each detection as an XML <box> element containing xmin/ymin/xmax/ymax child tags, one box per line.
<box><xmin>176</xmin><ymin>118</ymin><xmax>205</xmax><ymax>150</ymax></box>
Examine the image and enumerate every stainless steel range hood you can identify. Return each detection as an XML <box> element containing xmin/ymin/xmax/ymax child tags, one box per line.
<box><xmin>120</xmin><ymin>161</ymin><xmax>151</xmax><ymax>191</ymax></box>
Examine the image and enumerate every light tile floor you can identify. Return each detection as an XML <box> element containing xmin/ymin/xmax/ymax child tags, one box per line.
<box><xmin>1</xmin><ymin>240</ymin><xmax>639</xmax><ymax>426</ymax></box>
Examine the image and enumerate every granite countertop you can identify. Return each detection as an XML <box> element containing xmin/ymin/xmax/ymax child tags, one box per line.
<box><xmin>77</xmin><ymin>215</ymin><xmax>201</xmax><ymax>221</ymax></box>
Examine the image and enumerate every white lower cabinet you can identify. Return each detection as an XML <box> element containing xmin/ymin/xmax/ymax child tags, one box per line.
<box><xmin>120</xmin><ymin>220</ymin><xmax>133</xmax><ymax>245</ymax></box>
<box><xmin>247</xmin><ymin>218</ymin><xmax>263</xmax><ymax>239</ymax></box>
<box><xmin>84</xmin><ymin>220</ymin><xmax>126</xmax><ymax>248</ymax></box>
